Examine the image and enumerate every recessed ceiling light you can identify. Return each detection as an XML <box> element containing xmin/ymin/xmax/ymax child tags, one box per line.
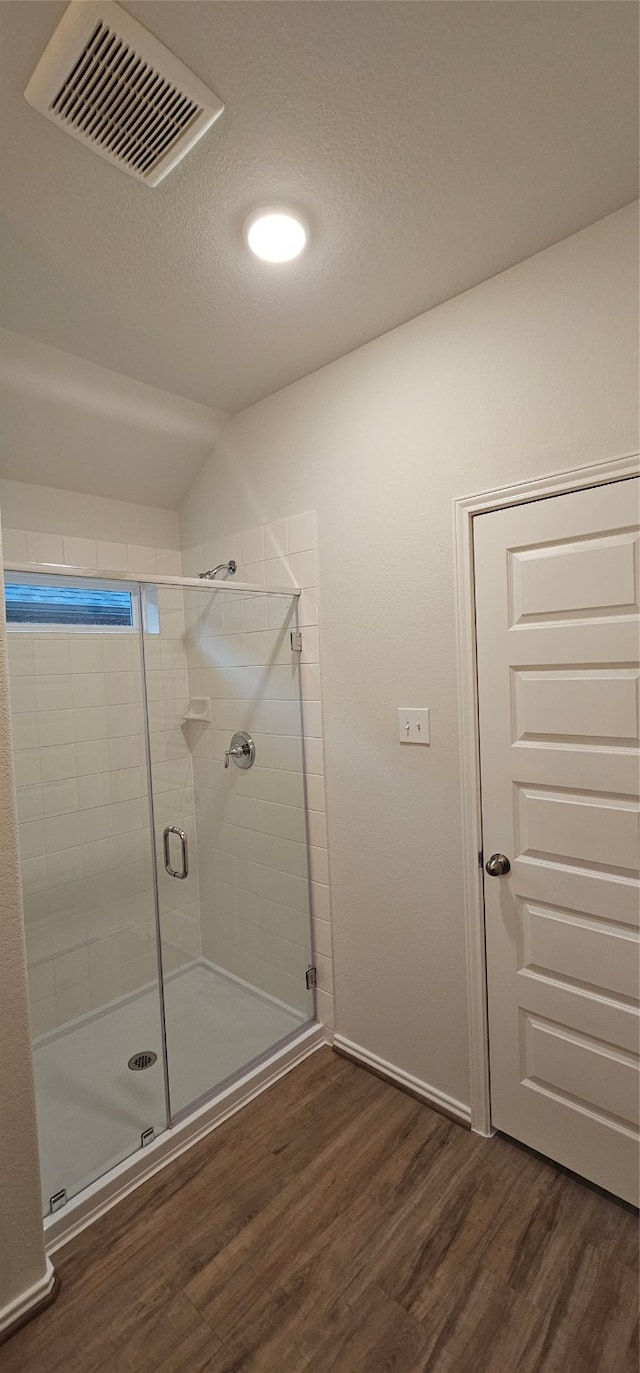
<box><xmin>243</xmin><ymin>207</ymin><xmax>308</xmax><ymax>263</ymax></box>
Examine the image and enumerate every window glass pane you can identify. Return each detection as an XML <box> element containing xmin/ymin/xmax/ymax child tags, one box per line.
<box><xmin>5</xmin><ymin>583</ymin><xmax>134</xmax><ymax>627</ymax></box>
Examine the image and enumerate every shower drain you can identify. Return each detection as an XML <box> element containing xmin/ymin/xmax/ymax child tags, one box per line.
<box><xmin>128</xmin><ymin>1051</ymin><xmax>157</xmax><ymax>1071</ymax></box>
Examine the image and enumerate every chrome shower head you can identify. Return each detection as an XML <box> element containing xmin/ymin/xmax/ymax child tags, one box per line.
<box><xmin>197</xmin><ymin>560</ymin><xmax>237</xmax><ymax>580</ymax></box>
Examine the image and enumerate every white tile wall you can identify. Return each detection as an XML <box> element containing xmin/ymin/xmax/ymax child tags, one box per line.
<box><xmin>183</xmin><ymin>590</ymin><xmax>310</xmax><ymax>1015</ymax></box>
<box><xmin>4</xmin><ymin>515</ymin><xmax>334</xmax><ymax>1035</ymax></box>
<box><xmin>3</xmin><ymin>529</ymin><xmax>194</xmax><ymax>1035</ymax></box>
<box><xmin>182</xmin><ymin>511</ymin><xmax>334</xmax><ymax>1029</ymax></box>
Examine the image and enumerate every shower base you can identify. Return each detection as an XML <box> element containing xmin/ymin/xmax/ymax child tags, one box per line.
<box><xmin>33</xmin><ymin>961</ymin><xmax>307</xmax><ymax>1214</ymax></box>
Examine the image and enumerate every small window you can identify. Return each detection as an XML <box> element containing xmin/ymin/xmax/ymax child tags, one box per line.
<box><xmin>5</xmin><ymin>582</ymin><xmax>135</xmax><ymax>629</ymax></box>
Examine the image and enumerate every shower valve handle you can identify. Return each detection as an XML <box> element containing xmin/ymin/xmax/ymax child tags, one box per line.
<box><xmin>224</xmin><ymin>731</ymin><xmax>256</xmax><ymax>770</ymax></box>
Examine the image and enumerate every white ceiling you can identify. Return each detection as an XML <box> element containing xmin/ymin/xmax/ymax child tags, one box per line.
<box><xmin>0</xmin><ymin>1</ymin><xmax>638</xmax><ymax>419</ymax></box>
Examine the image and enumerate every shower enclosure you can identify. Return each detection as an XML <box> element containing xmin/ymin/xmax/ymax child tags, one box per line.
<box><xmin>4</xmin><ymin>562</ymin><xmax>315</xmax><ymax>1216</ymax></box>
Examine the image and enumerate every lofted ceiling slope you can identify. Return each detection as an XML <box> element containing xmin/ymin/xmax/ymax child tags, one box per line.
<box><xmin>0</xmin><ymin>328</ymin><xmax>228</xmax><ymax>509</ymax></box>
<box><xmin>0</xmin><ymin>0</ymin><xmax>638</xmax><ymax>420</ymax></box>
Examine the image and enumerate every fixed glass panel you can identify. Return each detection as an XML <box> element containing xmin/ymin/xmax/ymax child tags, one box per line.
<box><xmin>143</xmin><ymin>582</ymin><xmax>314</xmax><ymax>1119</ymax></box>
<box><xmin>5</xmin><ymin>572</ymin><xmax>166</xmax><ymax>1213</ymax></box>
<box><xmin>5</xmin><ymin>580</ymin><xmax>135</xmax><ymax>627</ymax></box>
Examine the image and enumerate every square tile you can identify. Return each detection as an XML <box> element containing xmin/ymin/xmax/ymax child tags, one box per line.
<box><xmin>96</xmin><ymin>542</ymin><xmax>128</xmax><ymax>572</ymax></box>
<box><xmin>41</xmin><ymin>778</ymin><xmax>80</xmax><ymax>817</ymax></box>
<box><xmin>156</xmin><ymin>549</ymin><xmax>182</xmax><ymax>575</ymax></box>
<box><xmin>26</xmin><ymin>532</ymin><xmax>64</xmax><ymax>564</ymax></box>
<box><xmin>127</xmin><ymin>545</ymin><xmax>156</xmax><ymax>574</ymax></box>
<box><xmin>33</xmin><ymin>637</ymin><xmax>70</xmax><ymax>675</ymax></box>
<box><xmin>69</xmin><ymin>637</ymin><xmax>104</xmax><ymax>674</ymax></box>
<box><xmin>287</xmin><ymin>511</ymin><xmax>316</xmax><ymax>555</ymax></box>
<box><xmin>54</xmin><ymin>946</ymin><xmax>89</xmax><ymax>987</ymax></box>
<box><xmin>315</xmin><ymin>988</ymin><xmax>334</xmax><ymax>1029</ymax></box>
<box><xmin>55</xmin><ymin>981</ymin><xmax>91</xmax><ymax>1024</ymax></box>
<box><xmin>45</xmin><ymin>811</ymin><xmax>79</xmax><ymax>853</ymax></box>
<box><xmin>309</xmin><ymin>845</ymin><xmax>329</xmax><ymax>884</ymax></box>
<box><xmin>2</xmin><ymin>528</ymin><xmax>28</xmax><ymax>561</ymax></box>
<box><xmin>305</xmin><ymin>773</ymin><xmax>326</xmax><ymax>812</ymax></box>
<box><xmin>311</xmin><ymin>881</ymin><xmax>331</xmax><ymax>921</ymax></box>
<box><xmin>219</xmin><ymin>534</ymin><xmax>241</xmax><ymax>565</ymax></box>
<box><xmin>265</xmin><ymin>557</ymin><xmax>293</xmax><ymax>588</ymax></box>
<box><xmin>308</xmin><ymin>809</ymin><xmax>327</xmax><ymax>849</ymax></box>
<box><xmin>288</xmin><ymin>550</ymin><xmax>317</xmax><ymax>588</ymax></box>
<box><xmin>242</xmin><ymin>561</ymin><xmax>266</xmax><ymax>587</ymax></box>
<box><xmin>19</xmin><ymin>819</ymin><xmax>46</xmax><ymax>859</ymax></box>
<box><xmin>298</xmin><ymin>587</ymin><xmax>318</xmax><ymax>626</ymax></box>
<box><xmin>14</xmin><ymin>748</ymin><xmax>42</xmax><ymax>788</ymax></box>
<box><xmin>241</xmin><ymin>526</ymin><xmax>265</xmax><ymax>565</ymax></box>
<box><xmin>63</xmin><ymin>536</ymin><xmax>97</xmax><ymax>568</ymax></box>
<box><xmin>76</xmin><ymin>739</ymin><xmax>110</xmax><ymax>775</ymax></box>
<box><xmin>264</xmin><ymin>520</ymin><xmax>288</xmax><ymax>560</ymax></box>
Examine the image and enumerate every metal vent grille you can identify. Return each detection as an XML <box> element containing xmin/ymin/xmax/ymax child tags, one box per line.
<box><xmin>24</xmin><ymin>1</ymin><xmax>224</xmax><ymax>186</ymax></box>
<box><xmin>51</xmin><ymin>21</ymin><xmax>201</xmax><ymax>179</ymax></box>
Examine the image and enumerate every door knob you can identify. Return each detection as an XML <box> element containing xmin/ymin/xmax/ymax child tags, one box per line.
<box><xmin>485</xmin><ymin>853</ymin><xmax>511</xmax><ymax>877</ymax></box>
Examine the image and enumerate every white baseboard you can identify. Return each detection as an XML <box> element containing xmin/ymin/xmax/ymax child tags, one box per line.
<box><xmin>333</xmin><ymin>1034</ymin><xmax>471</xmax><ymax>1126</ymax></box>
<box><xmin>0</xmin><ymin>1258</ymin><xmax>56</xmax><ymax>1337</ymax></box>
<box><xmin>45</xmin><ymin>1022</ymin><xmax>325</xmax><ymax>1255</ymax></box>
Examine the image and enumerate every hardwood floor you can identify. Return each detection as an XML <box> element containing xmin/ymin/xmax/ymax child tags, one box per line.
<box><xmin>3</xmin><ymin>1049</ymin><xmax>637</xmax><ymax>1372</ymax></box>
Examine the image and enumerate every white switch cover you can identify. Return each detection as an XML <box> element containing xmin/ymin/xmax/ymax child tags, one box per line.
<box><xmin>398</xmin><ymin>707</ymin><xmax>430</xmax><ymax>744</ymax></box>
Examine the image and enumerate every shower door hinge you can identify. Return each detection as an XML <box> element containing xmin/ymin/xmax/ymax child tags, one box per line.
<box><xmin>305</xmin><ymin>964</ymin><xmax>317</xmax><ymax>990</ymax></box>
<box><xmin>50</xmin><ymin>1188</ymin><xmax>67</xmax><ymax>1214</ymax></box>
<box><xmin>290</xmin><ymin>630</ymin><xmax>302</xmax><ymax>653</ymax></box>
<box><xmin>141</xmin><ymin>1127</ymin><xmax>156</xmax><ymax>1148</ymax></box>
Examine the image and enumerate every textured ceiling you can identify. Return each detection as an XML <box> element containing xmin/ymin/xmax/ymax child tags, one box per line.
<box><xmin>0</xmin><ymin>1</ymin><xmax>638</xmax><ymax>416</ymax></box>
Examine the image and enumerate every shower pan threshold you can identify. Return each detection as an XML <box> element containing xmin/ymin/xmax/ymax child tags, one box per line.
<box><xmin>40</xmin><ymin>965</ymin><xmax>325</xmax><ymax>1254</ymax></box>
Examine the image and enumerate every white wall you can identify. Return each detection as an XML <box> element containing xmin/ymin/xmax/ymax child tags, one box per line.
<box><xmin>0</xmin><ymin>328</ymin><xmax>227</xmax><ymax>510</ymax></box>
<box><xmin>0</xmin><ymin>478</ymin><xmax>179</xmax><ymax>553</ymax></box>
<box><xmin>181</xmin><ymin>203</ymin><xmax>640</xmax><ymax>1108</ymax></box>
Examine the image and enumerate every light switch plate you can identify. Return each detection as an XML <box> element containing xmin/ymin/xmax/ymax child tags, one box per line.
<box><xmin>398</xmin><ymin>707</ymin><xmax>430</xmax><ymax>744</ymax></box>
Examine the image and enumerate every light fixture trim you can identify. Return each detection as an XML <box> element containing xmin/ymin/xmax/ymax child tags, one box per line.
<box><xmin>243</xmin><ymin>206</ymin><xmax>309</xmax><ymax>263</ymax></box>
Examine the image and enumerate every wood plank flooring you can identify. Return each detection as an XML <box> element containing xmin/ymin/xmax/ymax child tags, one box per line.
<box><xmin>3</xmin><ymin>1049</ymin><xmax>637</xmax><ymax>1373</ymax></box>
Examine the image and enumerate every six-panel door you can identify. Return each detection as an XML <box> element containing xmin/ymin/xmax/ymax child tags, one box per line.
<box><xmin>475</xmin><ymin>477</ymin><xmax>640</xmax><ymax>1205</ymax></box>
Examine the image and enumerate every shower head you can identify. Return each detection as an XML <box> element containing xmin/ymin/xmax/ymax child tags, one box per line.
<box><xmin>198</xmin><ymin>560</ymin><xmax>237</xmax><ymax>580</ymax></box>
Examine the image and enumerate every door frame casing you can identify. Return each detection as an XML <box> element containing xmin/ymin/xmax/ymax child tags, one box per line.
<box><xmin>453</xmin><ymin>451</ymin><xmax>640</xmax><ymax>1136</ymax></box>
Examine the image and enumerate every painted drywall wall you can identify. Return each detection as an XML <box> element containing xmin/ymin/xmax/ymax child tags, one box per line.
<box><xmin>0</xmin><ymin>328</ymin><xmax>227</xmax><ymax>509</ymax></box>
<box><xmin>0</xmin><ymin>526</ymin><xmax>49</xmax><ymax>1317</ymax></box>
<box><xmin>181</xmin><ymin>203</ymin><xmax>640</xmax><ymax>1107</ymax></box>
<box><xmin>0</xmin><ymin>479</ymin><xmax>179</xmax><ymax>552</ymax></box>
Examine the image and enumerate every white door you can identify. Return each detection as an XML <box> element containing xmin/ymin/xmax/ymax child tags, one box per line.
<box><xmin>474</xmin><ymin>476</ymin><xmax>639</xmax><ymax>1205</ymax></box>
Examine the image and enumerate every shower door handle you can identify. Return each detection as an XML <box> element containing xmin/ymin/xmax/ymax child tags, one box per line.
<box><xmin>163</xmin><ymin>826</ymin><xmax>189</xmax><ymax>880</ymax></box>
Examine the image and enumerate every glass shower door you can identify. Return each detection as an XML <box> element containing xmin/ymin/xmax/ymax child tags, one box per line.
<box><xmin>4</xmin><ymin>571</ymin><xmax>167</xmax><ymax>1213</ymax></box>
<box><xmin>143</xmin><ymin>580</ymin><xmax>314</xmax><ymax>1119</ymax></box>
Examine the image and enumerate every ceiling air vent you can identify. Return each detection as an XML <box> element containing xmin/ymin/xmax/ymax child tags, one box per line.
<box><xmin>24</xmin><ymin>0</ymin><xmax>224</xmax><ymax>186</ymax></box>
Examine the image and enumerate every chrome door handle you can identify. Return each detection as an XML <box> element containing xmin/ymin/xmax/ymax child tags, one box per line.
<box><xmin>485</xmin><ymin>853</ymin><xmax>511</xmax><ymax>877</ymax></box>
<box><xmin>163</xmin><ymin>826</ymin><xmax>189</xmax><ymax>880</ymax></box>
